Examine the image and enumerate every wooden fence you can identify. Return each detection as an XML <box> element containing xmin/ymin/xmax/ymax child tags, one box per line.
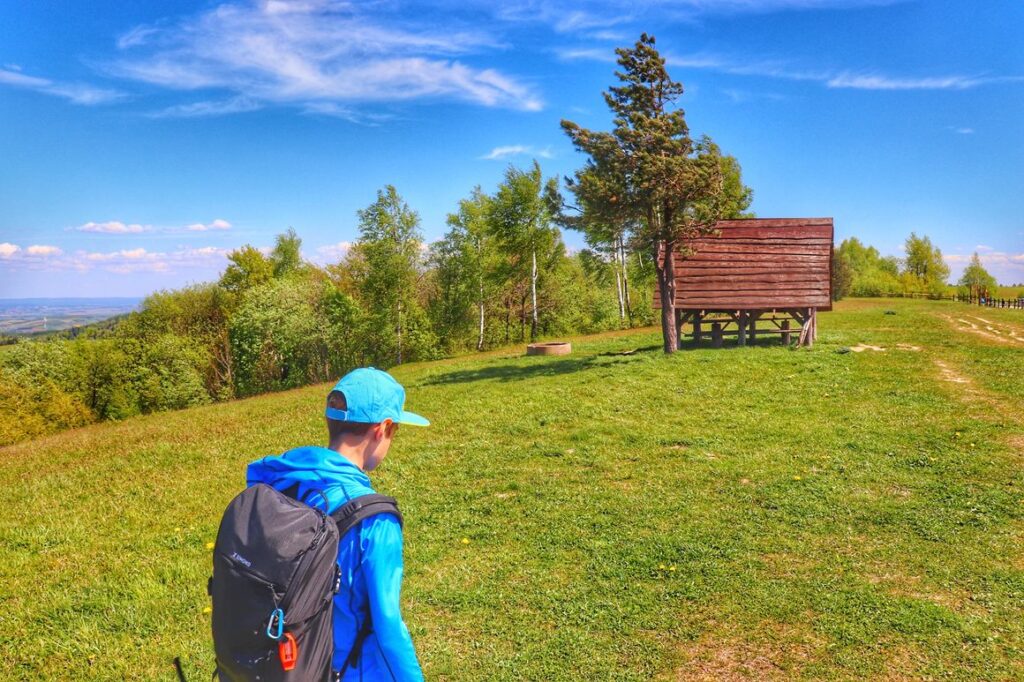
<box><xmin>953</xmin><ymin>294</ymin><xmax>1024</xmax><ymax>309</ymax></box>
<box><xmin>841</xmin><ymin>292</ymin><xmax>1024</xmax><ymax>309</ymax></box>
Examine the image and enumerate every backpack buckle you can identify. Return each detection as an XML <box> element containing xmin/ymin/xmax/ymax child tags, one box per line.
<box><xmin>266</xmin><ymin>608</ymin><xmax>285</xmax><ymax>640</ymax></box>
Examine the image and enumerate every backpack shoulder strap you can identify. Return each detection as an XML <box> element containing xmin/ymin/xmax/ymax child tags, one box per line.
<box><xmin>330</xmin><ymin>493</ymin><xmax>403</xmax><ymax>539</ymax></box>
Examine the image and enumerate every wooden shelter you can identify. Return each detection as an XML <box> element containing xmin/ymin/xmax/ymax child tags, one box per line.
<box><xmin>654</xmin><ymin>218</ymin><xmax>834</xmax><ymax>347</ymax></box>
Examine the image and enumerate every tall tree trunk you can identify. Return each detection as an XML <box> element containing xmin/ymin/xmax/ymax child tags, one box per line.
<box><xmin>476</xmin><ymin>242</ymin><xmax>485</xmax><ymax>352</ymax></box>
<box><xmin>614</xmin><ymin>261</ymin><xmax>624</xmax><ymax>321</ymax></box>
<box><xmin>620</xmin><ymin>237</ymin><xmax>632</xmax><ymax>321</ymax></box>
<box><xmin>520</xmin><ymin>292</ymin><xmax>527</xmax><ymax>342</ymax></box>
<box><xmin>216</xmin><ymin>331</ymin><xmax>234</xmax><ymax>397</ymax></box>
<box><xmin>477</xmin><ymin>273</ymin><xmax>485</xmax><ymax>352</ymax></box>
<box><xmin>396</xmin><ymin>299</ymin><xmax>403</xmax><ymax>365</ymax></box>
<box><xmin>530</xmin><ymin>248</ymin><xmax>538</xmax><ymax>341</ymax></box>
<box><xmin>658</xmin><ymin>240</ymin><xmax>678</xmax><ymax>354</ymax></box>
<box><xmin>612</xmin><ymin>237</ymin><xmax>624</xmax><ymax>321</ymax></box>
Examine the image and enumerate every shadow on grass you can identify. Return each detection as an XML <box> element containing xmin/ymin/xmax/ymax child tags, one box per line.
<box><xmin>421</xmin><ymin>344</ymin><xmax>662</xmax><ymax>386</ymax></box>
<box><xmin>677</xmin><ymin>336</ymin><xmax>792</xmax><ymax>351</ymax></box>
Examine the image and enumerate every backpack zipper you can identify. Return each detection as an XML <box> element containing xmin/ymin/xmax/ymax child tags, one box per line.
<box><xmin>219</xmin><ymin>551</ymin><xmax>285</xmax><ymax>599</ymax></box>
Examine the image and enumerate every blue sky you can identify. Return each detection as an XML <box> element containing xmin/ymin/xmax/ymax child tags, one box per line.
<box><xmin>1</xmin><ymin>0</ymin><xmax>1022</xmax><ymax>297</ymax></box>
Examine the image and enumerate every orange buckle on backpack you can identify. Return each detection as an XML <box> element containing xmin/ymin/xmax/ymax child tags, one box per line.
<box><xmin>279</xmin><ymin>631</ymin><xmax>298</xmax><ymax>671</ymax></box>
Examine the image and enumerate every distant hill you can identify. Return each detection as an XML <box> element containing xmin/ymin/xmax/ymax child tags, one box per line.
<box><xmin>0</xmin><ymin>297</ymin><xmax>141</xmax><ymax>335</ymax></box>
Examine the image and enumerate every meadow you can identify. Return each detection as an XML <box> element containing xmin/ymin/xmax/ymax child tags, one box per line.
<box><xmin>1</xmin><ymin>298</ymin><xmax>1021</xmax><ymax>680</ymax></box>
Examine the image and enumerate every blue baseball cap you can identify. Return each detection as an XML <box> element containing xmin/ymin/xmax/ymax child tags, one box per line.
<box><xmin>325</xmin><ymin>367</ymin><xmax>430</xmax><ymax>427</ymax></box>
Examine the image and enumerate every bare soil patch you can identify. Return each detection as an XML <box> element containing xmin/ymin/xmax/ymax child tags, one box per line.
<box><xmin>666</xmin><ymin>621</ymin><xmax>824</xmax><ymax>681</ymax></box>
<box><xmin>933</xmin><ymin>359</ymin><xmax>970</xmax><ymax>385</ymax></box>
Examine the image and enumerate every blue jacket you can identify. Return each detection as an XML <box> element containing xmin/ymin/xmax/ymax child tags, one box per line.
<box><xmin>247</xmin><ymin>446</ymin><xmax>423</xmax><ymax>681</ymax></box>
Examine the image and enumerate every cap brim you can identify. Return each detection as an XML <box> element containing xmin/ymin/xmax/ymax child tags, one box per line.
<box><xmin>398</xmin><ymin>410</ymin><xmax>430</xmax><ymax>427</ymax></box>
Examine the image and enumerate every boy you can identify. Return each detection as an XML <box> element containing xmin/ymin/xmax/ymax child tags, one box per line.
<box><xmin>246</xmin><ymin>367</ymin><xmax>427</xmax><ymax>681</ymax></box>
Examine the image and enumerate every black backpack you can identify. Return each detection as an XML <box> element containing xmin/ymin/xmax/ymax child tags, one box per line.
<box><xmin>209</xmin><ymin>483</ymin><xmax>402</xmax><ymax>681</ymax></box>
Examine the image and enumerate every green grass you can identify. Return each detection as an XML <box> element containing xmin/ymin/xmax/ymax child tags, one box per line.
<box><xmin>1</xmin><ymin>298</ymin><xmax>1022</xmax><ymax>680</ymax></box>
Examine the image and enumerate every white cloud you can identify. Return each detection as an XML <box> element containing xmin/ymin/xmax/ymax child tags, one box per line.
<box><xmin>77</xmin><ymin>220</ymin><xmax>149</xmax><ymax>233</ymax></box>
<box><xmin>110</xmin><ymin>1</ymin><xmax>542</xmax><ymax>113</ymax></box>
<box><xmin>557</xmin><ymin>47</ymin><xmax>617</xmax><ymax>63</ymax></box>
<box><xmin>25</xmin><ymin>245</ymin><xmax>63</xmax><ymax>256</ymax></box>
<box><xmin>722</xmin><ymin>88</ymin><xmax>785</xmax><ymax>103</ymax></box>
<box><xmin>300</xmin><ymin>101</ymin><xmax>398</xmax><ymax>124</ymax></box>
<box><xmin>86</xmin><ymin>248</ymin><xmax>152</xmax><ymax>261</ymax></box>
<box><xmin>503</xmin><ymin>0</ymin><xmax>906</xmax><ymax>36</ymax></box>
<box><xmin>315</xmin><ymin>240</ymin><xmax>353</xmax><ymax>263</ymax></box>
<box><xmin>183</xmin><ymin>246</ymin><xmax>231</xmax><ymax>257</ymax></box>
<box><xmin>662</xmin><ymin>0</ymin><xmax>905</xmax><ymax>14</ymax></box>
<box><xmin>946</xmin><ymin>250</ymin><xmax>1024</xmax><ymax>284</ymax></box>
<box><xmin>953</xmin><ymin>127</ymin><xmax>975</xmax><ymax>135</ymax></box>
<box><xmin>590</xmin><ymin>30</ymin><xmax>627</xmax><ymax>41</ymax></box>
<box><xmin>187</xmin><ymin>218</ymin><xmax>232</xmax><ymax>231</ymax></box>
<box><xmin>827</xmin><ymin>73</ymin><xmax>988</xmax><ymax>90</ymax></box>
<box><xmin>0</xmin><ymin>241</ymin><xmax>237</xmax><ymax>274</ymax></box>
<box><xmin>0</xmin><ymin>67</ymin><xmax>124</xmax><ymax>105</ymax></box>
<box><xmin>560</xmin><ymin>47</ymin><xmax>1022</xmax><ymax>93</ymax></box>
<box><xmin>76</xmin><ymin>218</ymin><xmax>232</xmax><ymax>233</ymax></box>
<box><xmin>481</xmin><ymin>144</ymin><xmax>553</xmax><ymax>160</ymax></box>
<box><xmin>148</xmin><ymin>95</ymin><xmax>262</xmax><ymax>118</ymax></box>
<box><xmin>551</xmin><ymin>10</ymin><xmax>631</xmax><ymax>33</ymax></box>
<box><xmin>116</xmin><ymin>25</ymin><xmax>159</xmax><ymax>49</ymax></box>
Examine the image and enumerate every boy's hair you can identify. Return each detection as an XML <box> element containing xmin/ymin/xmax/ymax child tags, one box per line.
<box><xmin>326</xmin><ymin>390</ymin><xmax>375</xmax><ymax>439</ymax></box>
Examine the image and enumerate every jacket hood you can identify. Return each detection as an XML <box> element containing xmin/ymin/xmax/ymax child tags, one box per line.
<box><xmin>246</xmin><ymin>446</ymin><xmax>373</xmax><ymax>513</ymax></box>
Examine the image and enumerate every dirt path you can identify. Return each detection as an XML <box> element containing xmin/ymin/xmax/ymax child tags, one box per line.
<box><xmin>929</xmin><ymin>356</ymin><xmax>1018</xmax><ymax>425</ymax></box>
<box><xmin>941</xmin><ymin>313</ymin><xmax>1024</xmax><ymax>346</ymax></box>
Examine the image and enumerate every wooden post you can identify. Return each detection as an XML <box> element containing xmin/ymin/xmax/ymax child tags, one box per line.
<box><xmin>711</xmin><ymin>322</ymin><xmax>723</xmax><ymax>348</ymax></box>
<box><xmin>737</xmin><ymin>311</ymin><xmax>747</xmax><ymax>346</ymax></box>
<box><xmin>675</xmin><ymin>308</ymin><xmax>684</xmax><ymax>350</ymax></box>
<box><xmin>693</xmin><ymin>313</ymin><xmax>702</xmax><ymax>345</ymax></box>
<box><xmin>749</xmin><ymin>312</ymin><xmax>758</xmax><ymax>344</ymax></box>
<box><xmin>781</xmin><ymin>319</ymin><xmax>791</xmax><ymax>346</ymax></box>
<box><xmin>796</xmin><ymin>308</ymin><xmax>811</xmax><ymax>347</ymax></box>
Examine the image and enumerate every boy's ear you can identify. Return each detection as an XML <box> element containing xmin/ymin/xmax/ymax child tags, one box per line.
<box><xmin>375</xmin><ymin>418</ymin><xmax>394</xmax><ymax>440</ymax></box>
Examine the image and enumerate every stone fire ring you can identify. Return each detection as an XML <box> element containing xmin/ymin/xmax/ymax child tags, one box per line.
<box><xmin>526</xmin><ymin>341</ymin><xmax>572</xmax><ymax>356</ymax></box>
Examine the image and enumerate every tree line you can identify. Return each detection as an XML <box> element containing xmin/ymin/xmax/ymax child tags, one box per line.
<box><xmin>0</xmin><ymin>169</ymin><xmax>664</xmax><ymax>445</ymax></box>
<box><xmin>831</xmin><ymin>235</ymin><xmax>1012</xmax><ymax>301</ymax></box>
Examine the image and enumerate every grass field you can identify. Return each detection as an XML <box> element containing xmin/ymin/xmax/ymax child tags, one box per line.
<box><xmin>1</xmin><ymin>298</ymin><xmax>1022</xmax><ymax>680</ymax></box>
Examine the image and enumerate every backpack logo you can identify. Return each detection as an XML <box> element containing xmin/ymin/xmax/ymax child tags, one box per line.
<box><xmin>230</xmin><ymin>551</ymin><xmax>252</xmax><ymax>568</ymax></box>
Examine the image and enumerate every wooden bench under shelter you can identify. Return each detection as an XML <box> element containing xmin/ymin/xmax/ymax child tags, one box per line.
<box><xmin>654</xmin><ymin>218</ymin><xmax>834</xmax><ymax>348</ymax></box>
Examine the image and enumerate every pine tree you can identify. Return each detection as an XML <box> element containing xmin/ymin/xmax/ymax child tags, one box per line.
<box><xmin>561</xmin><ymin>34</ymin><xmax>730</xmax><ymax>353</ymax></box>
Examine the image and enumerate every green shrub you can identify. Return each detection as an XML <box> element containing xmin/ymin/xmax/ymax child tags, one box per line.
<box><xmin>0</xmin><ymin>374</ymin><xmax>93</xmax><ymax>446</ymax></box>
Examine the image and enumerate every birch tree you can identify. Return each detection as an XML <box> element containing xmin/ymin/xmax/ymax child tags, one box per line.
<box><xmin>432</xmin><ymin>187</ymin><xmax>494</xmax><ymax>351</ymax></box>
<box><xmin>355</xmin><ymin>185</ymin><xmax>436</xmax><ymax>365</ymax></box>
<box><xmin>488</xmin><ymin>162</ymin><xmax>560</xmax><ymax>341</ymax></box>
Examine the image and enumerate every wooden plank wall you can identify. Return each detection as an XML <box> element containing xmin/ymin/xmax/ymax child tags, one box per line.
<box><xmin>653</xmin><ymin>218</ymin><xmax>834</xmax><ymax>311</ymax></box>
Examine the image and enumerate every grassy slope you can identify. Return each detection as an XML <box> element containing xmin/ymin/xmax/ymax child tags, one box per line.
<box><xmin>1</xmin><ymin>299</ymin><xmax>1022</xmax><ymax>681</ymax></box>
